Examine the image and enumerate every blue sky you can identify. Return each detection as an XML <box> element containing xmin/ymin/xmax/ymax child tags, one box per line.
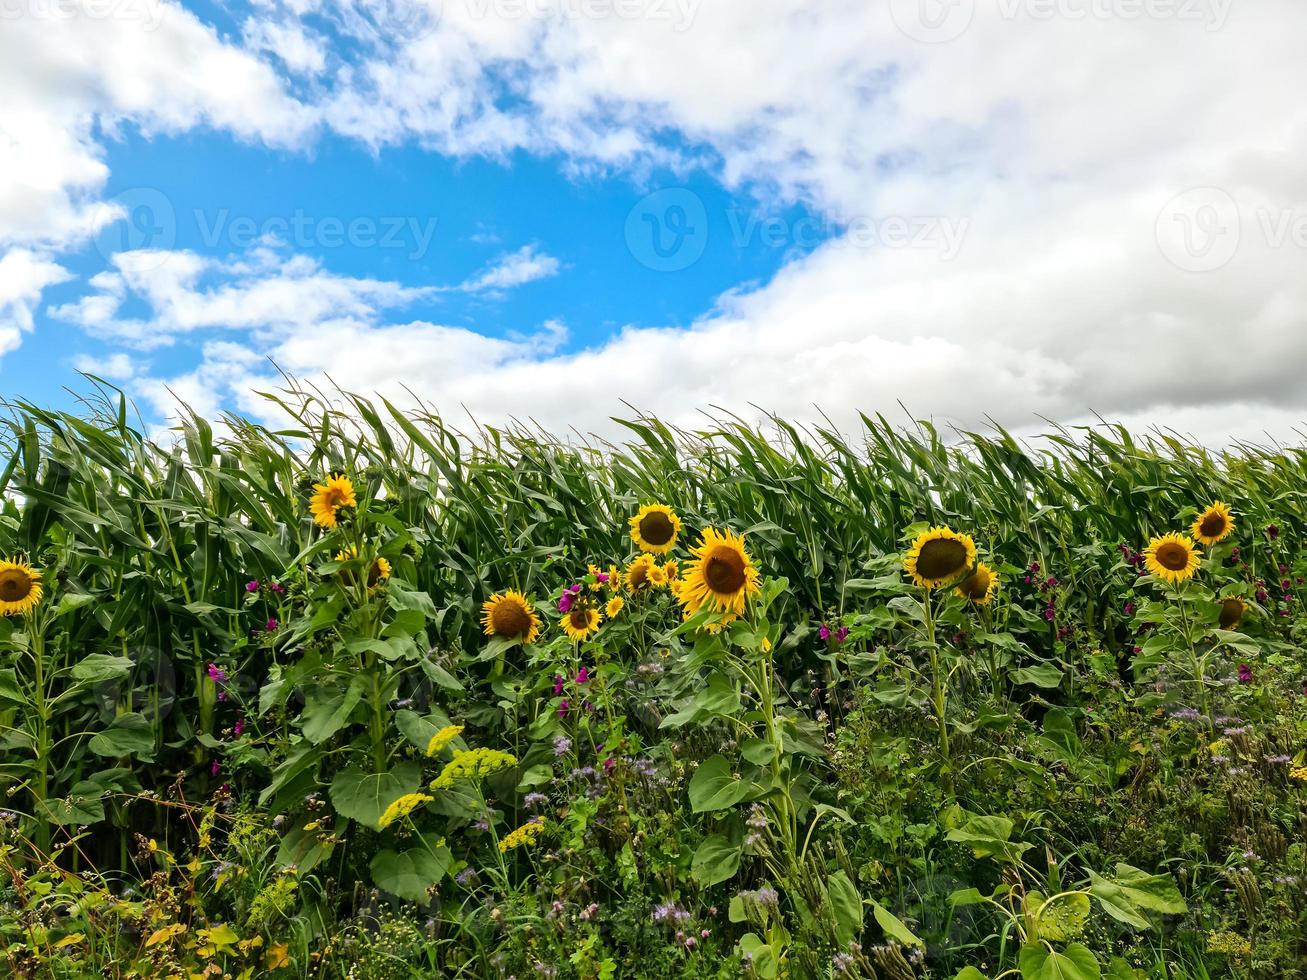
<box><xmin>13</xmin><ymin>128</ymin><xmax>826</xmax><ymax>411</ymax></box>
<box><xmin>3</xmin><ymin>0</ymin><xmax>1306</xmax><ymax>442</ymax></box>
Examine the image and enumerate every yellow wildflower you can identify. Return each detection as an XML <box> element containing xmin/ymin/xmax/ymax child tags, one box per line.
<box><xmin>499</xmin><ymin>818</ymin><xmax>546</xmax><ymax>853</ymax></box>
<box><xmin>426</xmin><ymin>724</ymin><xmax>465</xmax><ymax>756</ymax></box>
<box><xmin>378</xmin><ymin>793</ymin><xmax>433</xmax><ymax>830</ymax></box>
<box><xmin>431</xmin><ymin>748</ymin><xmax>518</xmax><ymax>790</ymax></box>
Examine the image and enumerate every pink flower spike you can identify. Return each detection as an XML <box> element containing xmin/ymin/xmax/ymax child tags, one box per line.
<box><xmin>553</xmin><ymin>675</ymin><xmax>565</xmax><ymax>695</ymax></box>
<box><xmin>266</xmin><ymin>617</ymin><xmax>279</xmax><ymax>631</ymax></box>
<box><xmin>575</xmin><ymin>667</ymin><xmax>590</xmax><ymax>684</ymax></box>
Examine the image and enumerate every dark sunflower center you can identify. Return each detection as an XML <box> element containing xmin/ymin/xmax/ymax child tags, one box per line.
<box><xmin>959</xmin><ymin>569</ymin><xmax>990</xmax><ymax>599</ymax></box>
<box><xmin>1218</xmin><ymin>598</ymin><xmax>1245</xmax><ymax>629</ymax></box>
<box><xmin>629</xmin><ymin>563</ymin><xmax>650</xmax><ymax>588</ymax></box>
<box><xmin>492</xmin><ymin>601</ymin><xmax>533</xmax><ymax>637</ymax></box>
<box><xmin>1199</xmin><ymin>513</ymin><xmax>1227</xmax><ymax>537</ymax></box>
<box><xmin>1155</xmin><ymin>542</ymin><xmax>1190</xmax><ymax>571</ymax></box>
<box><xmin>568</xmin><ymin>608</ymin><xmax>591</xmax><ymax>631</ymax></box>
<box><xmin>916</xmin><ymin>539</ymin><xmax>968</xmax><ymax>580</ymax></box>
<box><xmin>704</xmin><ymin>547</ymin><xmax>747</xmax><ymax>594</ymax></box>
<box><xmin>0</xmin><ymin>569</ymin><xmax>32</xmax><ymax>602</ymax></box>
<box><xmin>367</xmin><ymin>562</ymin><xmax>385</xmax><ymax>587</ymax></box>
<box><xmin>324</xmin><ymin>488</ymin><xmax>346</xmax><ymax>508</ymax></box>
<box><xmin>638</xmin><ymin>511</ymin><xmax>675</xmax><ymax>546</ymax></box>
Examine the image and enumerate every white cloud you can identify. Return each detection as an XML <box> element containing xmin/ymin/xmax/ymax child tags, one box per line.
<box><xmin>9</xmin><ymin>0</ymin><xmax>1307</xmax><ymax>443</ymax></box>
<box><xmin>0</xmin><ymin>249</ymin><xmax>72</xmax><ymax>357</ymax></box>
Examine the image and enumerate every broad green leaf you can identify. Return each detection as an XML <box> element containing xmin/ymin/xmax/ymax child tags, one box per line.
<box><xmin>868</xmin><ymin>898</ymin><xmax>922</xmax><ymax>947</ymax></box>
<box><xmin>88</xmin><ymin>712</ymin><xmax>156</xmax><ymax>760</ymax></box>
<box><xmin>1010</xmin><ymin>665</ymin><xmax>1064</xmax><ymax>689</ymax></box>
<box><xmin>688</xmin><ymin>756</ymin><xmax>749</xmax><ymax>813</ymax></box>
<box><xmin>301</xmin><ymin>675</ymin><xmax>367</xmax><ymax>745</ymax></box>
<box><xmin>828</xmin><ymin>871</ymin><xmax>862</xmax><ymax>946</ymax></box>
<box><xmin>70</xmin><ymin>654</ymin><xmax>133</xmax><ymax>685</ymax></box>
<box><xmin>1019</xmin><ymin>943</ymin><xmax>1100</xmax><ymax>980</ymax></box>
<box><xmin>737</xmin><ymin>933</ymin><xmax>777</xmax><ymax>979</ymax></box>
<box><xmin>691</xmin><ymin>834</ymin><xmax>741</xmax><ymax>886</ymax></box>
<box><xmin>329</xmin><ymin>763</ymin><xmax>421</xmax><ymax>830</ymax></box>
<box><xmin>370</xmin><ymin>837</ymin><xmax>451</xmax><ymax>902</ymax></box>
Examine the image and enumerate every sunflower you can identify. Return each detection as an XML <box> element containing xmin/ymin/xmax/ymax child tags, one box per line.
<box><xmin>561</xmin><ymin>605</ymin><xmax>601</xmax><ymax>642</ymax></box>
<box><xmin>1143</xmin><ymin>532</ymin><xmax>1202</xmax><ymax>585</ymax></box>
<box><xmin>604</xmin><ymin>564</ymin><xmax>623</xmax><ymax>593</ymax></box>
<box><xmin>587</xmin><ymin>564</ymin><xmax>607</xmax><ymax>592</ymax></box>
<box><xmin>481</xmin><ymin>591</ymin><xmax>541</xmax><ymax>645</ymax></box>
<box><xmin>676</xmin><ymin>527</ymin><xmax>761</xmax><ymax>620</ymax></box>
<box><xmin>309</xmin><ymin>474</ymin><xmax>357</xmax><ymax>529</ymax></box>
<box><xmin>335</xmin><ymin>547</ymin><xmax>391</xmax><ymax>588</ymax></box>
<box><xmin>663</xmin><ymin>559</ymin><xmax>679</xmax><ymax>582</ymax></box>
<box><xmin>606</xmin><ymin>596</ymin><xmax>625</xmax><ymax>618</ymax></box>
<box><xmin>1218</xmin><ymin>596</ymin><xmax>1248</xmax><ymax>630</ymax></box>
<box><xmin>649</xmin><ymin>564</ymin><xmax>668</xmax><ymax>588</ymax></box>
<box><xmin>956</xmin><ymin>562</ymin><xmax>997</xmax><ymax>605</ymax></box>
<box><xmin>629</xmin><ymin>504</ymin><xmax>682</xmax><ymax>555</ymax></box>
<box><xmin>626</xmin><ymin>554</ymin><xmax>657</xmax><ymax>591</ymax></box>
<box><xmin>1191</xmin><ymin>501</ymin><xmax>1235</xmax><ymax>546</ymax></box>
<box><xmin>904</xmin><ymin>527</ymin><xmax>976</xmax><ymax>588</ymax></box>
<box><xmin>0</xmin><ymin>558</ymin><xmax>43</xmax><ymax>617</ymax></box>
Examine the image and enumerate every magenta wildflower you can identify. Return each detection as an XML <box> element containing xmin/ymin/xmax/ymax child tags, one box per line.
<box><xmin>269</xmin><ymin>581</ymin><xmax>286</xmax><ymax>595</ymax></box>
<box><xmin>836</xmin><ymin>626</ymin><xmax>849</xmax><ymax>643</ymax></box>
<box><xmin>210</xmin><ymin>760</ymin><xmax>221</xmax><ymax>777</ymax></box>
<box><xmin>553</xmin><ymin>675</ymin><xmax>565</xmax><ymax>695</ymax></box>
<box><xmin>233</xmin><ymin>718</ymin><xmax>245</xmax><ymax>736</ymax></box>
<box><xmin>207</xmin><ymin>663</ymin><xmax>227</xmax><ymax>683</ymax></box>
<box><xmin>1267</xmin><ymin>524</ymin><xmax>1280</xmax><ymax>539</ymax></box>
<box><xmin>266</xmin><ymin>617</ymin><xmax>279</xmax><ymax>631</ymax></box>
<box><xmin>575</xmin><ymin>667</ymin><xmax>590</xmax><ymax>684</ymax></box>
<box><xmin>558</xmin><ymin>699</ymin><xmax>570</xmax><ymax>718</ymax></box>
<box><xmin>1124</xmin><ymin>600</ymin><xmax>1135</xmax><ymax>616</ymax></box>
<box><xmin>1238</xmin><ymin>663</ymin><xmax>1253</xmax><ymax>684</ymax></box>
<box><xmin>818</xmin><ymin>624</ymin><xmax>831</xmax><ymax>641</ymax></box>
<box><xmin>603</xmin><ymin>757</ymin><xmax>615</xmax><ymax>773</ymax></box>
<box><xmin>245</xmin><ymin>580</ymin><xmax>259</xmax><ymax>593</ymax></box>
<box><xmin>559</xmin><ymin>593</ymin><xmax>573</xmax><ymax>613</ymax></box>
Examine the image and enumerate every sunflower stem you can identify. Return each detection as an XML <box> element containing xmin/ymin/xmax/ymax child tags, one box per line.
<box><xmin>923</xmin><ymin>587</ymin><xmax>953</xmax><ymax>797</ymax></box>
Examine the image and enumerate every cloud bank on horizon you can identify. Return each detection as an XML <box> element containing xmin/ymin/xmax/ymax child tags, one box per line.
<box><xmin>3</xmin><ymin>0</ymin><xmax>1307</xmax><ymax>444</ymax></box>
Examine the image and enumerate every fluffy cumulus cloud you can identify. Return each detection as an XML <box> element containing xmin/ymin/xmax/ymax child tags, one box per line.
<box><xmin>9</xmin><ymin>0</ymin><xmax>1307</xmax><ymax>442</ymax></box>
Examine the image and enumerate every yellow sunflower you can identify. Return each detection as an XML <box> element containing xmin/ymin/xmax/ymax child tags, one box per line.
<box><xmin>335</xmin><ymin>547</ymin><xmax>391</xmax><ymax>588</ymax></box>
<box><xmin>587</xmin><ymin>564</ymin><xmax>607</xmax><ymax>592</ymax></box>
<box><xmin>626</xmin><ymin>553</ymin><xmax>657</xmax><ymax>591</ymax></box>
<box><xmin>309</xmin><ymin>474</ymin><xmax>357</xmax><ymax>529</ymax></box>
<box><xmin>956</xmin><ymin>562</ymin><xmax>997</xmax><ymax>605</ymax></box>
<box><xmin>676</xmin><ymin>527</ymin><xmax>761</xmax><ymax>620</ymax></box>
<box><xmin>1143</xmin><ymin>532</ymin><xmax>1202</xmax><ymax>585</ymax></box>
<box><xmin>903</xmin><ymin>527</ymin><xmax>976</xmax><ymax>588</ymax></box>
<box><xmin>606</xmin><ymin>596</ymin><xmax>625</xmax><ymax>618</ymax></box>
<box><xmin>604</xmin><ymin>564</ymin><xmax>623</xmax><ymax>593</ymax></box>
<box><xmin>629</xmin><ymin>503</ymin><xmax>682</xmax><ymax>555</ymax></box>
<box><xmin>481</xmin><ymin>590</ymin><xmax>541</xmax><ymax>645</ymax></box>
<box><xmin>1218</xmin><ymin>596</ymin><xmax>1248</xmax><ymax>630</ymax></box>
<box><xmin>1191</xmin><ymin>501</ymin><xmax>1235</xmax><ymax>546</ymax></box>
<box><xmin>649</xmin><ymin>564</ymin><xmax>668</xmax><ymax>588</ymax></box>
<box><xmin>0</xmin><ymin>558</ymin><xmax>43</xmax><ymax>617</ymax></box>
<box><xmin>561</xmin><ymin>605</ymin><xmax>601</xmax><ymax>642</ymax></box>
<box><xmin>663</xmin><ymin>559</ymin><xmax>679</xmax><ymax>582</ymax></box>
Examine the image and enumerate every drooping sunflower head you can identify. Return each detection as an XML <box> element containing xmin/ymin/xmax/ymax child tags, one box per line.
<box><xmin>561</xmin><ymin>605</ymin><xmax>601</xmax><ymax>642</ymax></box>
<box><xmin>335</xmin><ymin>547</ymin><xmax>391</xmax><ymax>588</ymax></box>
<box><xmin>0</xmin><ymin>558</ymin><xmax>43</xmax><ymax>617</ymax></box>
<box><xmin>629</xmin><ymin>504</ymin><xmax>682</xmax><ymax>555</ymax></box>
<box><xmin>663</xmin><ymin>559</ymin><xmax>679</xmax><ymax>582</ymax></box>
<box><xmin>606</xmin><ymin>596</ymin><xmax>625</xmax><ymax>618</ymax></box>
<box><xmin>956</xmin><ymin>562</ymin><xmax>998</xmax><ymax>606</ymax></box>
<box><xmin>677</xmin><ymin>527</ymin><xmax>761</xmax><ymax>620</ymax></box>
<box><xmin>481</xmin><ymin>590</ymin><xmax>541</xmax><ymax>645</ymax></box>
<box><xmin>1218</xmin><ymin>596</ymin><xmax>1248</xmax><ymax>630</ymax></box>
<box><xmin>626</xmin><ymin>553</ymin><xmax>657</xmax><ymax>591</ymax></box>
<box><xmin>904</xmin><ymin>527</ymin><xmax>976</xmax><ymax>588</ymax></box>
<box><xmin>1191</xmin><ymin>501</ymin><xmax>1235</xmax><ymax>546</ymax></box>
<box><xmin>605</xmin><ymin>564</ymin><xmax>623</xmax><ymax>594</ymax></box>
<box><xmin>1143</xmin><ymin>532</ymin><xmax>1202</xmax><ymax>585</ymax></box>
<box><xmin>309</xmin><ymin>474</ymin><xmax>357</xmax><ymax>529</ymax></box>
